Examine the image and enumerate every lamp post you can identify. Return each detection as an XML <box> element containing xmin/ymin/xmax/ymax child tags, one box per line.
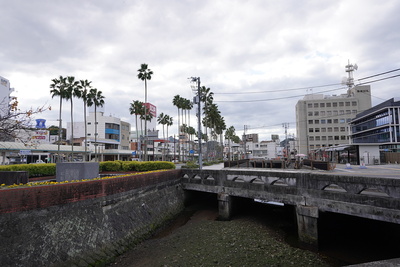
<box><xmin>190</xmin><ymin>77</ymin><xmax>202</xmax><ymax>170</ymax></box>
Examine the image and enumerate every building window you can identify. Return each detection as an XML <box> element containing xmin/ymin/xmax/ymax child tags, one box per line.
<box><xmin>341</xmin><ymin>136</ymin><xmax>347</xmax><ymax>140</ymax></box>
<box><xmin>345</xmin><ymin>102</ymin><xmax>350</xmax><ymax>106</ymax></box>
<box><xmin>346</xmin><ymin>110</ymin><xmax>351</xmax><ymax>114</ymax></box>
<box><xmin>334</xmin><ymin>119</ymin><xmax>338</xmax><ymax>123</ymax></box>
<box><xmin>309</xmin><ymin>128</ymin><xmax>314</xmax><ymax>133</ymax></box>
<box><xmin>339</xmin><ymin>102</ymin><xmax>344</xmax><ymax>107</ymax></box>
<box><xmin>327</xmin><ymin>119</ymin><xmax>332</xmax><ymax>124</ymax></box>
<box><xmin>328</xmin><ymin>127</ymin><xmax>332</xmax><ymax>132</ymax></box>
<box><xmin>327</xmin><ymin>111</ymin><xmax>332</xmax><ymax>116</ymax></box>
<box><xmin>320</xmin><ymin>103</ymin><xmax>325</xmax><ymax>108</ymax></box>
<box><xmin>314</xmin><ymin>111</ymin><xmax>319</xmax><ymax>116</ymax></box>
<box><xmin>327</xmin><ymin>103</ymin><xmax>331</xmax><ymax>107</ymax></box>
<box><xmin>315</xmin><ymin>128</ymin><xmax>320</xmax><ymax>132</ymax></box>
<box><xmin>334</xmin><ymin>136</ymin><xmax>340</xmax><ymax>140</ymax></box>
<box><xmin>315</xmin><ymin>120</ymin><xmax>319</xmax><ymax>124</ymax></box>
<box><xmin>352</xmin><ymin>101</ymin><xmax>357</xmax><ymax>106</ymax></box>
<box><xmin>340</xmin><ymin>119</ymin><xmax>346</xmax><ymax>123</ymax></box>
<box><xmin>340</xmin><ymin>127</ymin><xmax>346</xmax><ymax>132</ymax></box>
<box><xmin>328</xmin><ymin>136</ymin><xmax>333</xmax><ymax>140</ymax></box>
<box><xmin>88</xmin><ymin>122</ymin><xmax>91</xmax><ymax>125</ymax></box>
<box><xmin>333</xmin><ymin>110</ymin><xmax>338</xmax><ymax>116</ymax></box>
<box><xmin>333</xmin><ymin>102</ymin><xmax>338</xmax><ymax>107</ymax></box>
<box><xmin>334</xmin><ymin>127</ymin><xmax>339</xmax><ymax>132</ymax></box>
<box><xmin>315</xmin><ymin>136</ymin><xmax>320</xmax><ymax>141</ymax></box>
<box><xmin>352</xmin><ymin>110</ymin><xmax>357</xmax><ymax>114</ymax></box>
<box><xmin>320</xmin><ymin>111</ymin><xmax>325</xmax><ymax>116</ymax></box>
<box><xmin>308</xmin><ymin>120</ymin><xmax>313</xmax><ymax>124</ymax></box>
<box><xmin>309</xmin><ymin>136</ymin><xmax>314</xmax><ymax>141</ymax></box>
<box><xmin>314</xmin><ymin>103</ymin><xmax>319</xmax><ymax>108</ymax></box>
<box><xmin>339</xmin><ymin>110</ymin><xmax>344</xmax><ymax>115</ymax></box>
<box><xmin>308</xmin><ymin>112</ymin><xmax>313</xmax><ymax>116</ymax></box>
<box><xmin>321</xmin><ymin>119</ymin><xmax>326</xmax><ymax>124</ymax></box>
<box><xmin>321</xmin><ymin>128</ymin><xmax>326</xmax><ymax>132</ymax></box>
<box><xmin>322</xmin><ymin>136</ymin><xmax>327</xmax><ymax>141</ymax></box>
<box><xmin>308</xmin><ymin>103</ymin><xmax>312</xmax><ymax>108</ymax></box>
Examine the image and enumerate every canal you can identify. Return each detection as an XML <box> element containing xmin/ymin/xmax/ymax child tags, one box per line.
<box><xmin>109</xmin><ymin>192</ymin><xmax>400</xmax><ymax>266</ymax></box>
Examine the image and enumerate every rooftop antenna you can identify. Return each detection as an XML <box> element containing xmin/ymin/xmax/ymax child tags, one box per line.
<box><xmin>343</xmin><ymin>60</ymin><xmax>358</xmax><ymax>95</ymax></box>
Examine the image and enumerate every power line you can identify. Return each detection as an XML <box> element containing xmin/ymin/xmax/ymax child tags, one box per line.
<box><xmin>215</xmin><ymin>87</ymin><xmax>347</xmax><ymax>103</ymax></box>
<box><xmin>357</xmin><ymin>74</ymin><xmax>400</xmax><ymax>86</ymax></box>
<box><xmin>357</xmin><ymin>68</ymin><xmax>400</xmax><ymax>81</ymax></box>
<box><xmin>215</xmin><ymin>83</ymin><xmax>341</xmax><ymax>95</ymax></box>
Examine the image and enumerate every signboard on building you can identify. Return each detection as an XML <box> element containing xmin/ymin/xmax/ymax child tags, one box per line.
<box><xmin>31</xmin><ymin>130</ymin><xmax>49</xmax><ymax>142</ymax></box>
<box><xmin>144</xmin><ymin>103</ymin><xmax>157</xmax><ymax>117</ymax></box>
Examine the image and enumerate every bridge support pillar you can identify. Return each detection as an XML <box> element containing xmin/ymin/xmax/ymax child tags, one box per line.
<box><xmin>218</xmin><ymin>192</ymin><xmax>232</xmax><ymax>220</ymax></box>
<box><xmin>296</xmin><ymin>205</ymin><xmax>319</xmax><ymax>249</ymax></box>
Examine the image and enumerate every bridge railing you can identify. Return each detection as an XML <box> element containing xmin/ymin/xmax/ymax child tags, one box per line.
<box><xmin>181</xmin><ymin>168</ymin><xmax>400</xmax><ymax>224</ymax></box>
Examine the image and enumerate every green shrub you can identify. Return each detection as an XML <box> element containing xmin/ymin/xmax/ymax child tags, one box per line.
<box><xmin>0</xmin><ymin>163</ymin><xmax>56</xmax><ymax>177</ymax></box>
<box><xmin>99</xmin><ymin>161</ymin><xmax>123</xmax><ymax>172</ymax></box>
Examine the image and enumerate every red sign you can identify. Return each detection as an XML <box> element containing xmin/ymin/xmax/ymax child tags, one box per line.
<box><xmin>144</xmin><ymin>103</ymin><xmax>156</xmax><ymax>117</ymax></box>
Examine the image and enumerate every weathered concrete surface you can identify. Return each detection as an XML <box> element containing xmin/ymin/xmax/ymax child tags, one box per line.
<box><xmin>0</xmin><ymin>170</ymin><xmax>184</xmax><ymax>267</ymax></box>
<box><xmin>181</xmin><ymin>168</ymin><xmax>400</xmax><ymax>249</ymax></box>
<box><xmin>56</xmin><ymin>162</ymin><xmax>99</xmax><ymax>182</ymax></box>
<box><xmin>0</xmin><ymin>171</ymin><xmax>28</xmax><ymax>185</ymax></box>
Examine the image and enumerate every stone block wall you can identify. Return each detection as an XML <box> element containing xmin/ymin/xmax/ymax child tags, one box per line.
<box><xmin>0</xmin><ymin>169</ymin><xmax>184</xmax><ymax>267</ymax></box>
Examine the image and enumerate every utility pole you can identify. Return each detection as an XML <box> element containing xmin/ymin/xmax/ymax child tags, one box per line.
<box><xmin>282</xmin><ymin>123</ymin><xmax>289</xmax><ymax>159</ymax></box>
<box><xmin>243</xmin><ymin>125</ymin><xmax>249</xmax><ymax>159</ymax></box>
<box><xmin>190</xmin><ymin>77</ymin><xmax>202</xmax><ymax>170</ymax></box>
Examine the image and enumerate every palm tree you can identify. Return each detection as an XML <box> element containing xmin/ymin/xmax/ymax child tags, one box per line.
<box><xmin>165</xmin><ymin>115</ymin><xmax>173</xmax><ymax>159</ymax></box>
<box><xmin>64</xmin><ymin>76</ymin><xmax>80</xmax><ymax>160</ymax></box>
<box><xmin>50</xmin><ymin>75</ymin><xmax>68</xmax><ymax>162</ymax></box>
<box><xmin>87</xmin><ymin>88</ymin><xmax>105</xmax><ymax>162</ymax></box>
<box><xmin>137</xmin><ymin>63</ymin><xmax>153</xmax><ymax>161</ymax></box>
<box><xmin>79</xmin><ymin>80</ymin><xmax>93</xmax><ymax>161</ymax></box>
<box><xmin>172</xmin><ymin>95</ymin><xmax>182</xmax><ymax>160</ymax></box>
<box><xmin>129</xmin><ymin>100</ymin><xmax>145</xmax><ymax>159</ymax></box>
<box><xmin>157</xmin><ymin>112</ymin><xmax>170</xmax><ymax>161</ymax></box>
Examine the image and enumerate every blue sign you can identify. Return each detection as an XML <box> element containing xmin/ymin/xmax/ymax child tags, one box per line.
<box><xmin>132</xmin><ymin>151</ymin><xmax>136</xmax><ymax>155</ymax></box>
<box><xmin>189</xmin><ymin>150</ymin><xmax>194</xmax><ymax>154</ymax></box>
<box><xmin>35</xmin><ymin>119</ymin><xmax>46</xmax><ymax>129</ymax></box>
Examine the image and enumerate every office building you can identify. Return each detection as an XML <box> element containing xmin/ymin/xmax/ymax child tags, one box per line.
<box><xmin>296</xmin><ymin>85</ymin><xmax>372</xmax><ymax>155</ymax></box>
<box><xmin>350</xmin><ymin>97</ymin><xmax>400</xmax><ymax>164</ymax></box>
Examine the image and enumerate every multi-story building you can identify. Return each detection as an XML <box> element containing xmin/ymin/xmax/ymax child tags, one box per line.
<box><xmin>68</xmin><ymin>109</ymin><xmax>132</xmax><ymax>161</ymax></box>
<box><xmin>0</xmin><ymin>76</ymin><xmax>15</xmax><ymax>118</ymax></box>
<box><xmin>296</xmin><ymin>85</ymin><xmax>372</xmax><ymax>155</ymax></box>
<box><xmin>350</xmin><ymin>97</ymin><xmax>400</xmax><ymax>164</ymax></box>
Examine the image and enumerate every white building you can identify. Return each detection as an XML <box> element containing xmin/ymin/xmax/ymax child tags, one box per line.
<box><xmin>0</xmin><ymin>76</ymin><xmax>15</xmax><ymax>118</ymax></box>
<box><xmin>67</xmin><ymin>110</ymin><xmax>132</xmax><ymax>161</ymax></box>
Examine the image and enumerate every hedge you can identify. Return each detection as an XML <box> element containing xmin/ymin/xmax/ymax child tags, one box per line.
<box><xmin>0</xmin><ymin>161</ymin><xmax>175</xmax><ymax>177</ymax></box>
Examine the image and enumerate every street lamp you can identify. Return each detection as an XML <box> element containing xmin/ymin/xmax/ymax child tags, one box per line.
<box><xmin>190</xmin><ymin>77</ymin><xmax>202</xmax><ymax>170</ymax></box>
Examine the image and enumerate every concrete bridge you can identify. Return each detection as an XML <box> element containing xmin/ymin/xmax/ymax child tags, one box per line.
<box><xmin>181</xmin><ymin>168</ymin><xmax>400</xmax><ymax>247</ymax></box>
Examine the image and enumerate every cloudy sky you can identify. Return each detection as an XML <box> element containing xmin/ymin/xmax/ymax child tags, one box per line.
<box><xmin>1</xmin><ymin>0</ymin><xmax>399</xmax><ymax>141</ymax></box>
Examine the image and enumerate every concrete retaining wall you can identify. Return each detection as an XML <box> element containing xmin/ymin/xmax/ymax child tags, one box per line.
<box><xmin>0</xmin><ymin>170</ymin><xmax>184</xmax><ymax>267</ymax></box>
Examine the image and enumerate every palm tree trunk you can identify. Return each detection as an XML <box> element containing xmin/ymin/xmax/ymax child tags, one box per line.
<box><xmin>70</xmin><ymin>99</ymin><xmax>74</xmax><ymax>161</ymax></box>
<box><xmin>84</xmin><ymin>101</ymin><xmax>87</xmax><ymax>161</ymax></box>
<box><xmin>57</xmin><ymin>97</ymin><xmax>62</xmax><ymax>162</ymax></box>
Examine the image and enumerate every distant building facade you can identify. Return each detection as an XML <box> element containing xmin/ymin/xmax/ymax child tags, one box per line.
<box><xmin>296</xmin><ymin>85</ymin><xmax>372</xmax><ymax>155</ymax></box>
<box><xmin>68</xmin><ymin>110</ymin><xmax>132</xmax><ymax>161</ymax></box>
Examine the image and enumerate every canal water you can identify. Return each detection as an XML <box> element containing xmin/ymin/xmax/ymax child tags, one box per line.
<box><xmin>110</xmin><ymin>193</ymin><xmax>400</xmax><ymax>266</ymax></box>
